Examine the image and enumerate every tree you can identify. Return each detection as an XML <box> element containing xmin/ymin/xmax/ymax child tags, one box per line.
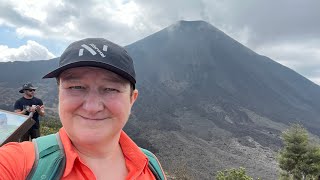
<box><xmin>216</xmin><ymin>167</ymin><xmax>257</xmax><ymax>180</ymax></box>
<box><xmin>300</xmin><ymin>145</ymin><xmax>320</xmax><ymax>179</ymax></box>
<box><xmin>278</xmin><ymin>124</ymin><xmax>320</xmax><ymax>180</ymax></box>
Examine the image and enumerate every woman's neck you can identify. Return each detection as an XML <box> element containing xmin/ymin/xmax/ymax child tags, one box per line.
<box><xmin>74</xmin><ymin>137</ymin><xmax>128</xmax><ymax>179</ymax></box>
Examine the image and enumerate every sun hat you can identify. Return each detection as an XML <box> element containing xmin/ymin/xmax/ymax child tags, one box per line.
<box><xmin>19</xmin><ymin>83</ymin><xmax>37</xmax><ymax>93</ymax></box>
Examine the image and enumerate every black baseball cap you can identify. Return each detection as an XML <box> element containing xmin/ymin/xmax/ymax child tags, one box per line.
<box><xmin>19</xmin><ymin>83</ymin><xmax>37</xmax><ymax>93</ymax></box>
<box><xmin>42</xmin><ymin>38</ymin><xmax>136</xmax><ymax>88</ymax></box>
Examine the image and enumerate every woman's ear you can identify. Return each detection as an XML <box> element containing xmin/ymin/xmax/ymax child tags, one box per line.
<box><xmin>130</xmin><ymin>89</ymin><xmax>139</xmax><ymax>105</ymax></box>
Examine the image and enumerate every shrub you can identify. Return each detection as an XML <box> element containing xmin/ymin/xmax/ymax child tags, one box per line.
<box><xmin>216</xmin><ymin>167</ymin><xmax>259</xmax><ymax>180</ymax></box>
<box><xmin>40</xmin><ymin>117</ymin><xmax>62</xmax><ymax>136</ymax></box>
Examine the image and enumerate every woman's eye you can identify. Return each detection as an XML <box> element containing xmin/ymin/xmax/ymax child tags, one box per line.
<box><xmin>70</xmin><ymin>86</ymin><xmax>84</xmax><ymax>90</ymax></box>
<box><xmin>104</xmin><ymin>88</ymin><xmax>119</xmax><ymax>92</ymax></box>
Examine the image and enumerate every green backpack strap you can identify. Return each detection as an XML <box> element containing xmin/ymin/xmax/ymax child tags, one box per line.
<box><xmin>140</xmin><ymin>148</ymin><xmax>166</xmax><ymax>180</ymax></box>
<box><xmin>25</xmin><ymin>134</ymin><xmax>164</xmax><ymax>180</ymax></box>
<box><xmin>26</xmin><ymin>133</ymin><xmax>66</xmax><ymax>180</ymax></box>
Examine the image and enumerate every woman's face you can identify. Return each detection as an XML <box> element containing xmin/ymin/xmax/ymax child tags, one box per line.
<box><xmin>58</xmin><ymin>66</ymin><xmax>138</xmax><ymax>145</ymax></box>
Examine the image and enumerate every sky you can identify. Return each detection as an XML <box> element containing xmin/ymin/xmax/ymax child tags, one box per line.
<box><xmin>0</xmin><ymin>0</ymin><xmax>319</xmax><ymax>85</ymax></box>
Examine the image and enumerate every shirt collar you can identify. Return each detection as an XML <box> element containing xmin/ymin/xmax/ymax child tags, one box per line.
<box><xmin>58</xmin><ymin>128</ymin><xmax>149</xmax><ymax>178</ymax></box>
<box><xmin>59</xmin><ymin>128</ymin><xmax>78</xmax><ymax>178</ymax></box>
<box><xmin>120</xmin><ymin>130</ymin><xmax>149</xmax><ymax>176</ymax></box>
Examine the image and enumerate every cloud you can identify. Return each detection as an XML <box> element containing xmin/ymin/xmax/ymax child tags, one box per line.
<box><xmin>16</xmin><ymin>27</ymin><xmax>43</xmax><ymax>38</ymax></box>
<box><xmin>0</xmin><ymin>2</ymin><xmax>40</xmax><ymax>28</ymax></box>
<box><xmin>0</xmin><ymin>0</ymin><xmax>319</xmax><ymax>84</ymax></box>
<box><xmin>0</xmin><ymin>40</ymin><xmax>55</xmax><ymax>62</ymax></box>
<box><xmin>256</xmin><ymin>40</ymin><xmax>320</xmax><ymax>83</ymax></box>
<box><xmin>0</xmin><ymin>0</ymin><xmax>156</xmax><ymax>45</ymax></box>
<box><xmin>0</xmin><ymin>0</ymin><xmax>319</xmax><ymax>46</ymax></box>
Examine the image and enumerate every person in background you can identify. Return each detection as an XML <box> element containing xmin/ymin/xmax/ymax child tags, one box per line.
<box><xmin>14</xmin><ymin>83</ymin><xmax>45</xmax><ymax>141</ymax></box>
<box><xmin>0</xmin><ymin>38</ymin><xmax>166</xmax><ymax>179</ymax></box>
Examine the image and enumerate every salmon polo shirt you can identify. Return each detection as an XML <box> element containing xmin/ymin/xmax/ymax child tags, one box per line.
<box><xmin>0</xmin><ymin>128</ymin><xmax>161</xmax><ymax>180</ymax></box>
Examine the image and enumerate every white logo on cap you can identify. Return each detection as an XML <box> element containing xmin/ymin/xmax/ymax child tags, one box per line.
<box><xmin>79</xmin><ymin>44</ymin><xmax>108</xmax><ymax>57</ymax></box>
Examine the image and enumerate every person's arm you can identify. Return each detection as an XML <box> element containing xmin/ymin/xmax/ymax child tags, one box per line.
<box><xmin>36</xmin><ymin>105</ymin><xmax>45</xmax><ymax>116</ymax></box>
<box><xmin>14</xmin><ymin>109</ymin><xmax>28</xmax><ymax>115</ymax></box>
<box><xmin>0</xmin><ymin>142</ymin><xmax>35</xmax><ymax>180</ymax></box>
<box><xmin>36</xmin><ymin>99</ymin><xmax>45</xmax><ymax>117</ymax></box>
<box><xmin>13</xmin><ymin>100</ymin><xmax>27</xmax><ymax>115</ymax></box>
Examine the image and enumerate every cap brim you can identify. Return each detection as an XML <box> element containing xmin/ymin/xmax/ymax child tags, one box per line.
<box><xmin>42</xmin><ymin>61</ymin><xmax>136</xmax><ymax>85</ymax></box>
<box><xmin>19</xmin><ymin>87</ymin><xmax>37</xmax><ymax>93</ymax></box>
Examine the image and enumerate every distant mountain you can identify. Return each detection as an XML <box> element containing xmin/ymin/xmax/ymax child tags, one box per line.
<box><xmin>0</xmin><ymin>59</ymin><xmax>58</xmax><ymax>85</ymax></box>
<box><xmin>1</xmin><ymin>20</ymin><xmax>320</xmax><ymax>179</ymax></box>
